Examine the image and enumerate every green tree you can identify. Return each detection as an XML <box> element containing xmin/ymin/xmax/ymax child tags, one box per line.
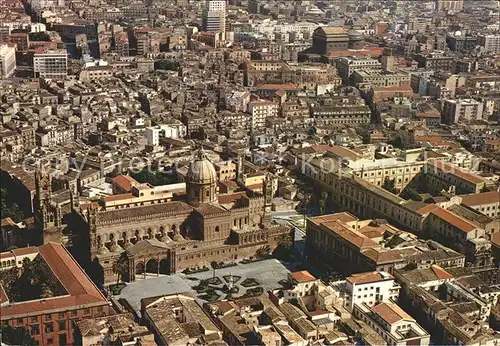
<box><xmin>155</xmin><ymin>60</ymin><xmax>180</xmax><ymax>71</ymax></box>
<box><xmin>274</xmin><ymin>232</ymin><xmax>294</xmax><ymax>261</ymax></box>
<box><xmin>301</xmin><ymin>192</ymin><xmax>312</xmax><ymax>227</ymax></box>
<box><xmin>0</xmin><ymin>267</ymin><xmax>19</xmax><ymax>301</ymax></box>
<box><xmin>318</xmin><ymin>191</ymin><xmax>328</xmax><ymax>215</ymax></box>
<box><xmin>40</xmin><ymin>283</ymin><xmax>54</xmax><ymax>298</ymax></box>
<box><xmin>1</xmin><ymin>325</ymin><xmax>36</xmax><ymax>346</ymax></box>
<box><xmin>112</xmin><ymin>253</ymin><xmax>129</xmax><ymax>285</ymax></box>
<box><xmin>277</xmin><ymin>232</ymin><xmax>293</xmax><ymax>250</ymax></box>
<box><xmin>0</xmin><ymin>188</ymin><xmax>25</xmax><ymax>222</ymax></box>
<box><xmin>256</xmin><ymin>245</ymin><xmax>271</xmax><ymax>258</ymax></box>
<box><xmin>382</xmin><ymin>177</ymin><xmax>397</xmax><ymax>194</ymax></box>
<box><xmin>389</xmin><ymin>131</ymin><xmax>410</xmax><ymax>150</ymax></box>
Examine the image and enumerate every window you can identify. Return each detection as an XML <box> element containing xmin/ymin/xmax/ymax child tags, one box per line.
<box><xmin>45</xmin><ymin>323</ymin><xmax>54</xmax><ymax>333</ymax></box>
<box><xmin>58</xmin><ymin>321</ymin><xmax>66</xmax><ymax>330</ymax></box>
<box><xmin>31</xmin><ymin>325</ymin><xmax>40</xmax><ymax>335</ymax></box>
<box><xmin>45</xmin><ymin>314</ymin><xmax>51</xmax><ymax>321</ymax></box>
<box><xmin>58</xmin><ymin>312</ymin><xmax>65</xmax><ymax>319</ymax></box>
<box><xmin>71</xmin><ymin>311</ymin><xmax>77</xmax><ymax>317</ymax></box>
<box><xmin>17</xmin><ymin>318</ymin><xmax>23</xmax><ymax>325</ymax></box>
<box><xmin>31</xmin><ymin>317</ymin><xmax>38</xmax><ymax>323</ymax></box>
<box><xmin>47</xmin><ymin>338</ymin><xmax>53</xmax><ymax>345</ymax></box>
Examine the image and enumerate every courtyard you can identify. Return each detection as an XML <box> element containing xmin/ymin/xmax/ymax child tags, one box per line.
<box><xmin>115</xmin><ymin>258</ymin><xmax>291</xmax><ymax>316</ymax></box>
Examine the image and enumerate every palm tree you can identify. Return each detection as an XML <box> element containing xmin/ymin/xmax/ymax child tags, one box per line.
<box><xmin>112</xmin><ymin>254</ymin><xmax>129</xmax><ymax>285</ymax></box>
<box><xmin>40</xmin><ymin>283</ymin><xmax>54</xmax><ymax>298</ymax></box>
<box><xmin>277</xmin><ymin>232</ymin><xmax>293</xmax><ymax>250</ymax></box>
<box><xmin>25</xmin><ymin>259</ymin><xmax>42</xmax><ymax>286</ymax></box>
<box><xmin>301</xmin><ymin>192</ymin><xmax>312</xmax><ymax>227</ymax></box>
<box><xmin>318</xmin><ymin>191</ymin><xmax>328</xmax><ymax>215</ymax></box>
<box><xmin>256</xmin><ymin>245</ymin><xmax>271</xmax><ymax>258</ymax></box>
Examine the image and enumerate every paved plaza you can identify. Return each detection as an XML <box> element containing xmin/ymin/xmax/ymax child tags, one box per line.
<box><xmin>116</xmin><ymin>258</ymin><xmax>290</xmax><ymax>316</ymax></box>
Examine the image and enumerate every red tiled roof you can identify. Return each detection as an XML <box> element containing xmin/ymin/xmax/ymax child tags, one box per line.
<box><xmin>371</xmin><ymin>303</ymin><xmax>413</xmax><ymax>325</ymax></box>
<box><xmin>0</xmin><ymin>243</ymin><xmax>108</xmax><ymax>320</ymax></box>
<box><xmin>362</xmin><ymin>248</ymin><xmax>404</xmax><ymax>264</ymax></box>
<box><xmin>111</xmin><ymin>175</ymin><xmax>138</xmax><ymax>193</ymax></box>
<box><xmin>11</xmin><ymin>247</ymin><xmax>39</xmax><ymax>257</ymax></box>
<box><xmin>416</xmin><ymin>204</ymin><xmax>440</xmax><ymax>216</ymax></box>
<box><xmin>103</xmin><ymin>193</ymin><xmax>134</xmax><ymax>203</ymax></box>
<box><xmin>459</xmin><ymin>191</ymin><xmax>500</xmax><ymax>207</ymax></box>
<box><xmin>429</xmin><ymin>161</ymin><xmax>485</xmax><ymax>184</ymax></box>
<box><xmin>430</xmin><ymin>265</ymin><xmax>454</xmax><ymax>280</ymax></box>
<box><xmin>257</xmin><ymin>83</ymin><xmax>298</xmax><ymax>91</ymax></box>
<box><xmin>0</xmin><ymin>284</ymin><xmax>9</xmax><ymax>304</ymax></box>
<box><xmin>347</xmin><ymin>271</ymin><xmax>393</xmax><ymax>285</ymax></box>
<box><xmin>430</xmin><ymin>207</ymin><xmax>477</xmax><ymax>233</ymax></box>
<box><xmin>290</xmin><ymin>270</ymin><xmax>316</xmax><ymax>282</ymax></box>
<box><xmin>0</xmin><ymin>247</ymin><xmax>38</xmax><ymax>260</ymax></box>
<box><xmin>310</xmin><ymin>212</ymin><xmax>357</xmax><ymax>226</ymax></box>
<box><xmin>218</xmin><ymin>192</ymin><xmax>247</xmax><ymax>204</ymax></box>
<box><xmin>246</xmin><ymin>183</ymin><xmax>263</xmax><ymax>191</ymax></box>
<box><xmin>327</xmin><ymin>47</ymin><xmax>384</xmax><ymax>58</ymax></box>
<box><xmin>321</xmin><ymin>221</ymin><xmax>378</xmax><ymax>249</ymax></box>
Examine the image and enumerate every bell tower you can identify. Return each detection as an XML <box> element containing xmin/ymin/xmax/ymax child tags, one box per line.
<box><xmin>263</xmin><ymin>173</ymin><xmax>273</xmax><ymax>213</ymax></box>
<box><xmin>34</xmin><ymin>171</ymin><xmax>57</xmax><ymax>230</ymax></box>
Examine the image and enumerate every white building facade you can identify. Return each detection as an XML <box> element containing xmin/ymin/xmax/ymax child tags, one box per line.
<box><xmin>0</xmin><ymin>44</ymin><xmax>16</xmax><ymax>78</ymax></box>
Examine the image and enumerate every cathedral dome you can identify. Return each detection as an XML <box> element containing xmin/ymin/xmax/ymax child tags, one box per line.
<box><xmin>187</xmin><ymin>149</ymin><xmax>218</xmax><ymax>185</ymax></box>
<box><xmin>348</xmin><ymin>29</ymin><xmax>363</xmax><ymax>41</ymax></box>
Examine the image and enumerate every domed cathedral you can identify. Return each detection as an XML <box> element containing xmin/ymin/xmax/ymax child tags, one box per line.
<box><xmin>186</xmin><ymin>149</ymin><xmax>219</xmax><ymax>205</ymax></box>
<box><xmin>308</xmin><ymin>26</ymin><xmax>364</xmax><ymax>55</ymax></box>
<box><xmin>74</xmin><ymin>148</ymin><xmax>290</xmax><ymax>284</ymax></box>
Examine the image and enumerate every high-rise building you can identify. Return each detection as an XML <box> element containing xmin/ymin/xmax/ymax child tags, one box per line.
<box><xmin>478</xmin><ymin>34</ymin><xmax>500</xmax><ymax>53</ymax></box>
<box><xmin>442</xmin><ymin>98</ymin><xmax>484</xmax><ymax>124</ymax></box>
<box><xmin>0</xmin><ymin>44</ymin><xmax>16</xmax><ymax>78</ymax></box>
<box><xmin>33</xmin><ymin>48</ymin><xmax>68</xmax><ymax>79</ymax></box>
<box><xmin>436</xmin><ymin>0</ymin><xmax>464</xmax><ymax>11</ymax></box>
<box><xmin>202</xmin><ymin>0</ymin><xmax>226</xmax><ymax>34</ymax></box>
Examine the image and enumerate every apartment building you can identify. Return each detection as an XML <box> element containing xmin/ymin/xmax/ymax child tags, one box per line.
<box><xmin>336</xmin><ymin>57</ymin><xmax>382</xmax><ymax>82</ymax></box>
<box><xmin>141</xmin><ymin>294</ymin><xmax>222</xmax><ymax>345</ymax></box>
<box><xmin>33</xmin><ymin>49</ymin><xmax>68</xmax><ymax>79</ymax></box>
<box><xmin>351</xmin><ymin>70</ymin><xmax>410</xmax><ymax>88</ymax></box>
<box><xmin>477</xmin><ymin>34</ymin><xmax>500</xmax><ymax>53</ymax></box>
<box><xmin>353</xmin><ymin>302</ymin><xmax>431</xmax><ymax>346</ymax></box>
<box><xmin>202</xmin><ymin>0</ymin><xmax>226</xmax><ymax>34</ymax></box>
<box><xmin>306</xmin><ymin>213</ymin><xmax>409</xmax><ymax>275</ymax></box>
<box><xmin>442</xmin><ymin>98</ymin><xmax>484</xmax><ymax>124</ymax></box>
<box><xmin>310</xmin><ymin>97</ymin><xmax>371</xmax><ymax>127</ymax></box>
<box><xmin>459</xmin><ymin>191</ymin><xmax>500</xmax><ymax>218</ymax></box>
<box><xmin>343</xmin><ymin>272</ymin><xmax>401</xmax><ymax>312</ymax></box>
<box><xmin>0</xmin><ymin>44</ymin><xmax>16</xmax><ymax>78</ymax></box>
<box><xmin>424</xmin><ymin>161</ymin><xmax>487</xmax><ymax>194</ymax></box>
<box><xmin>397</xmin><ymin>266</ymin><xmax>500</xmax><ymax>345</ymax></box>
<box><xmin>436</xmin><ymin>0</ymin><xmax>464</xmax><ymax>11</ymax></box>
<box><xmin>145</xmin><ymin>122</ymin><xmax>186</xmax><ymax>146</ymax></box>
<box><xmin>248</xmin><ymin>100</ymin><xmax>279</xmax><ymax>130</ymax></box>
<box><xmin>414</xmin><ymin>52</ymin><xmax>453</xmax><ymax>70</ymax></box>
<box><xmin>446</xmin><ymin>33</ymin><xmax>477</xmax><ymax>52</ymax></box>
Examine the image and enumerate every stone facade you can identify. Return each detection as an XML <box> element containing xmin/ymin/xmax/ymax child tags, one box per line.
<box><xmin>68</xmin><ymin>149</ymin><xmax>290</xmax><ymax>283</ymax></box>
